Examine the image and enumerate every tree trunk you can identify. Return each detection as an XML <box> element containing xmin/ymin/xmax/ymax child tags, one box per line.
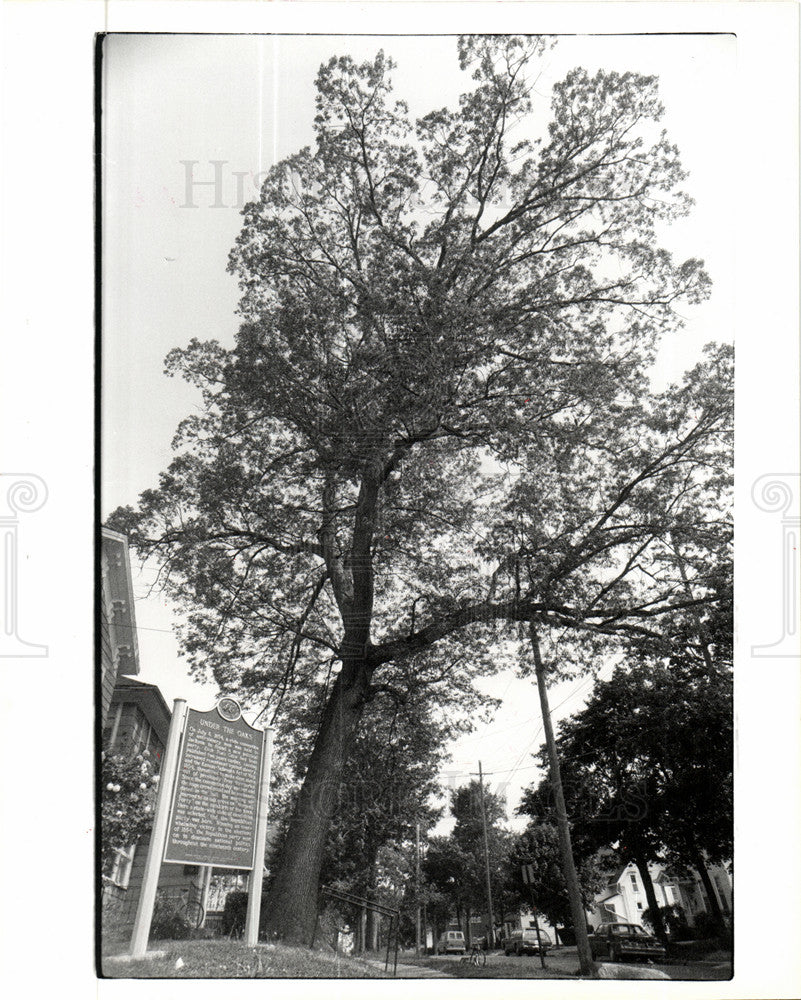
<box><xmin>634</xmin><ymin>853</ymin><xmax>668</xmax><ymax>946</ymax></box>
<box><xmin>264</xmin><ymin>658</ymin><xmax>371</xmax><ymax>943</ymax></box>
<box><xmin>693</xmin><ymin>848</ymin><xmax>727</xmax><ymax>934</ymax></box>
<box><xmin>357</xmin><ymin>905</ymin><xmax>366</xmax><ymax>953</ymax></box>
<box><xmin>530</xmin><ymin>625</ymin><xmax>596</xmax><ymax>977</ymax></box>
<box><xmin>367</xmin><ymin>910</ymin><xmax>380</xmax><ymax>951</ymax></box>
<box><xmin>364</xmin><ymin>855</ymin><xmax>380</xmax><ymax>951</ymax></box>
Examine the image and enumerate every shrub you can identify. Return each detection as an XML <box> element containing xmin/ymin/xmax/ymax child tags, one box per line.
<box><xmin>222</xmin><ymin>891</ymin><xmax>248</xmax><ymax>938</ymax></box>
<box><xmin>221</xmin><ymin>890</ymin><xmax>271</xmax><ymax>939</ymax></box>
<box><xmin>150</xmin><ymin>898</ymin><xmax>192</xmax><ymax>940</ymax></box>
<box><xmin>642</xmin><ymin>903</ymin><xmax>690</xmax><ymax>939</ymax></box>
<box><xmin>100</xmin><ymin>748</ymin><xmax>160</xmax><ymax>876</ymax></box>
<box><xmin>691</xmin><ymin>910</ymin><xmax>731</xmax><ymax>944</ymax></box>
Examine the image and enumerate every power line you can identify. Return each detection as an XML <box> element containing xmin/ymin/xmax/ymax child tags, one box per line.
<box><xmin>100</xmin><ymin>617</ymin><xmax>178</xmax><ymax>637</ymax></box>
<box><xmin>437</xmin><ymin>669</ymin><xmax>608</xmax><ymax>789</ymax></box>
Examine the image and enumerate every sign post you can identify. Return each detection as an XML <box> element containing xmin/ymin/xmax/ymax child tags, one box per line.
<box><xmin>521</xmin><ymin>863</ymin><xmax>546</xmax><ymax>969</ymax></box>
<box><xmin>244</xmin><ymin>726</ymin><xmax>274</xmax><ymax>946</ymax></box>
<box><xmin>130</xmin><ymin>698</ymin><xmax>188</xmax><ymax>958</ymax></box>
<box><xmin>530</xmin><ymin>904</ymin><xmax>547</xmax><ymax>970</ymax></box>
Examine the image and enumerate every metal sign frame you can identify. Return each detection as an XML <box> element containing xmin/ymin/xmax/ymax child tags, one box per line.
<box><xmin>163</xmin><ymin>704</ymin><xmax>264</xmax><ymax>869</ymax></box>
<box><xmin>129</xmin><ymin>698</ymin><xmax>274</xmax><ymax>957</ymax></box>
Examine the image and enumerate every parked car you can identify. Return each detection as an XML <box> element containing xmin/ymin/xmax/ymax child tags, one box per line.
<box><xmin>436</xmin><ymin>930</ymin><xmax>466</xmax><ymax>954</ymax></box>
<box><xmin>503</xmin><ymin>927</ymin><xmax>552</xmax><ymax>956</ymax></box>
<box><xmin>588</xmin><ymin>923</ymin><xmax>666</xmax><ymax>964</ymax></box>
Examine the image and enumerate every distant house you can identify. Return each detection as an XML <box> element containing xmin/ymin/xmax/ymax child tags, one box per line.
<box><xmin>667</xmin><ymin>864</ymin><xmax>732</xmax><ymax>926</ymax></box>
<box><xmin>591</xmin><ymin>860</ymin><xmax>732</xmax><ymax>931</ymax></box>
<box><xmin>500</xmin><ymin>907</ymin><xmax>559</xmax><ymax>946</ymax></box>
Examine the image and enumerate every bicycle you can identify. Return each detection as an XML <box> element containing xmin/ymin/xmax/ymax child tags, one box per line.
<box><xmin>469</xmin><ymin>944</ymin><xmax>487</xmax><ymax>967</ymax></box>
<box><xmin>179</xmin><ymin>881</ymin><xmax>206</xmax><ymax>929</ymax></box>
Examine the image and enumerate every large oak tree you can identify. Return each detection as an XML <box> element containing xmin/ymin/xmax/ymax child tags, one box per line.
<box><xmin>110</xmin><ymin>36</ymin><xmax>725</xmax><ymax>941</ymax></box>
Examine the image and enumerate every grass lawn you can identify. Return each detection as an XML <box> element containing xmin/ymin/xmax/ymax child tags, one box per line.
<box><xmin>407</xmin><ymin>955</ymin><xmax>575</xmax><ymax>979</ymax></box>
<box><xmin>102</xmin><ymin>939</ymin><xmax>391</xmax><ymax>978</ymax></box>
<box><xmin>101</xmin><ymin>940</ymin><xmax>732</xmax><ymax>981</ymax></box>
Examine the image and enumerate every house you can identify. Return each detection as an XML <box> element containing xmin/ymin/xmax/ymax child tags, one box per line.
<box><xmin>591</xmin><ymin>860</ymin><xmax>732</xmax><ymax>932</ymax></box>
<box><xmin>102</xmin><ymin>676</ymin><xmax>207</xmax><ymax>932</ymax></box>
<box><xmin>100</xmin><ymin>527</ymin><xmax>141</xmax><ymax>726</ymax></box>
<box><xmin>667</xmin><ymin>864</ymin><xmax>732</xmax><ymax>926</ymax></box>
<box><xmin>100</xmin><ymin>527</ymin><xmax>201</xmax><ymax>935</ymax></box>
<box><xmin>102</xmin><ymin>677</ymin><xmax>171</xmax><ymax>894</ymax></box>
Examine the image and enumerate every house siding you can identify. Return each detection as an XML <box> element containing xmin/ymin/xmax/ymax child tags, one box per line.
<box><xmin>99</xmin><ymin>528</ymin><xmax>140</xmax><ymax>728</ymax></box>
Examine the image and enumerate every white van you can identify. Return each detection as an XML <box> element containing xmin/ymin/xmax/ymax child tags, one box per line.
<box><xmin>437</xmin><ymin>929</ymin><xmax>466</xmax><ymax>954</ymax></box>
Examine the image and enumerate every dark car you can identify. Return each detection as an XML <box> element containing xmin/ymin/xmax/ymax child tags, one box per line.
<box><xmin>588</xmin><ymin>922</ymin><xmax>666</xmax><ymax>964</ymax></box>
<box><xmin>503</xmin><ymin>928</ymin><xmax>552</xmax><ymax>956</ymax></box>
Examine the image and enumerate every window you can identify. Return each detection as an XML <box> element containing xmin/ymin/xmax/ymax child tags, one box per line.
<box><xmin>715</xmin><ymin>877</ymin><xmax>730</xmax><ymax>914</ymax></box>
<box><xmin>109</xmin><ymin>844</ymin><xmax>136</xmax><ymax>888</ymax></box>
<box><xmin>629</xmin><ymin>872</ymin><xmax>639</xmax><ymax>892</ymax></box>
<box><xmin>104</xmin><ymin>701</ymin><xmax>123</xmax><ymax>749</ymax></box>
<box><xmin>137</xmin><ymin>719</ymin><xmax>152</xmax><ymax>754</ymax></box>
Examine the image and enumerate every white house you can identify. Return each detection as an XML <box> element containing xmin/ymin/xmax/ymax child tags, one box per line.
<box><xmin>591</xmin><ymin>861</ymin><xmax>732</xmax><ymax>931</ymax></box>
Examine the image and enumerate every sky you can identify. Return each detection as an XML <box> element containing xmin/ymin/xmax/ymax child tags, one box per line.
<box><xmin>101</xmin><ymin>32</ymin><xmax>736</xmax><ymax>831</ymax></box>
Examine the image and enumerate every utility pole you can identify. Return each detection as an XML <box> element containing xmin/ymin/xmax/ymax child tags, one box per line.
<box><xmin>529</xmin><ymin>623</ymin><xmax>595</xmax><ymax>976</ymax></box>
<box><xmin>415</xmin><ymin>821</ymin><xmax>421</xmax><ymax>957</ymax></box>
<box><xmin>474</xmin><ymin>761</ymin><xmax>495</xmax><ymax>948</ymax></box>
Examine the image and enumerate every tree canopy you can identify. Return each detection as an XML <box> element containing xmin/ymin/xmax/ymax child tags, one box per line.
<box><xmin>519</xmin><ymin>656</ymin><xmax>733</xmax><ymax>940</ymax></box>
<box><xmin>506</xmin><ymin>821</ymin><xmax>604</xmax><ymax>929</ymax></box>
<box><xmin>423</xmin><ymin>779</ymin><xmax>510</xmax><ymax>943</ymax></box>
<box><xmin>316</xmin><ymin>686</ymin><xmax>447</xmax><ymax>900</ymax></box>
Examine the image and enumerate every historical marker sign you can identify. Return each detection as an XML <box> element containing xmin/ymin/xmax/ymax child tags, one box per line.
<box><xmin>164</xmin><ymin>705</ymin><xmax>264</xmax><ymax>869</ymax></box>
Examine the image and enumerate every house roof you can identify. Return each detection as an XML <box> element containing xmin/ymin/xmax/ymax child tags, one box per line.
<box><xmin>110</xmin><ymin>676</ymin><xmax>172</xmax><ymax>745</ymax></box>
<box><xmin>603</xmin><ymin>864</ymin><xmax>629</xmax><ymax>888</ymax></box>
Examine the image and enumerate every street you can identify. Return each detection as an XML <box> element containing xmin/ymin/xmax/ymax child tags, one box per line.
<box><xmin>395</xmin><ymin>947</ymin><xmax>733</xmax><ymax>981</ymax></box>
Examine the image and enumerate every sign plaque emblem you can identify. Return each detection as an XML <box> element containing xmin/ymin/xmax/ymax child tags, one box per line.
<box><xmin>217</xmin><ymin>696</ymin><xmax>242</xmax><ymax>722</ymax></box>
